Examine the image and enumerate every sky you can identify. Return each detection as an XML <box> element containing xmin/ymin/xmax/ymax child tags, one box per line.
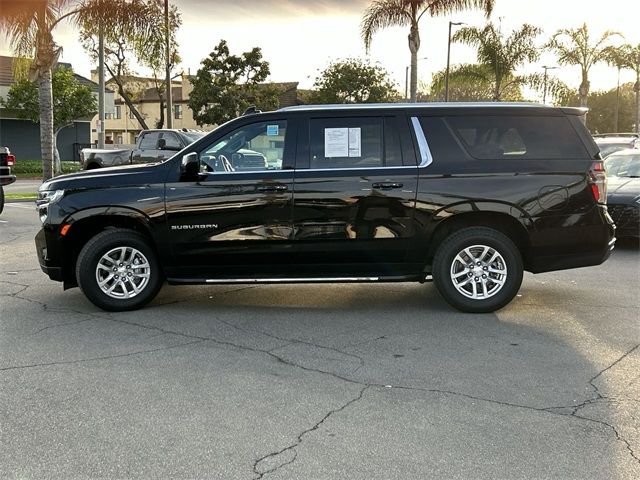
<box><xmin>2</xmin><ymin>0</ymin><xmax>638</xmax><ymax>100</ymax></box>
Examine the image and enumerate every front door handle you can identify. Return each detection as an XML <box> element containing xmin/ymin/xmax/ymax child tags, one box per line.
<box><xmin>372</xmin><ymin>182</ymin><xmax>403</xmax><ymax>190</ymax></box>
<box><xmin>257</xmin><ymin>184</ymin><xmax>288</xmax><ymax>192</ymax></box>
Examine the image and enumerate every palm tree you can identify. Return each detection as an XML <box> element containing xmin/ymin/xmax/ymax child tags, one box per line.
<box><xmin>451</xmin><ymin>23</ymin><xmax>542</xmax><ymax>101</ymax></box>
<box><xmin>606</xmin><ymin>44</ymin><xmax>640</xmax><ymax>133</ymax></box>
<box><xmin>547</xmin><ymin>24</ymin><xmax>620</xmax><ymax>124</ymax></box>
<box><xmin>361</xmin><ymin>0</ymin><xmax>494</xmax><ymax>103</ymax></box>
<box><xmin>0</xmin><ymin>0</ymin><xmax>70</xmax><ymax>180</ymax></box>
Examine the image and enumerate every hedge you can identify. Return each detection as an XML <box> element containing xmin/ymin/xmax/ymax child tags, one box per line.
<box><xmin>11</xmin><ymin>160</ymin><xmax>81</xmax><ymax>177</ymax></box>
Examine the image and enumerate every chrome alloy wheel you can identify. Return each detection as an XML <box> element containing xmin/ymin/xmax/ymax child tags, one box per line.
<box><xmin>95</xmin><ymin>247</ymin><xmax>151</xmax><ymax>299</ymax></box>
<box><xmin>449</xmin><ymin>244</ymin><xmax>507</xmax><ymax>300</ymax></box>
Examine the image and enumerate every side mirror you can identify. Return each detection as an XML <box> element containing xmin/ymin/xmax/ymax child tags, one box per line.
<box><xmin>181</xmin><ymin>152</ymin><xmax>200</xmax><ymax>176</ymax></box>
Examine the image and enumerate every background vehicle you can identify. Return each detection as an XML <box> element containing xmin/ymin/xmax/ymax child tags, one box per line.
<box><xmin>36</xmin><ymin>103</ymin><xmax>615</xmax><ymax>313</ymax></box>
<box><xmin>604</xmin><ymin>149</ymin><xmax>640</xmax><ymax>239</ymax></box>
<box><xmin>80</xmin><ymin>129</ymin><xmax>205</xmax><ymax>170</ymax></box>
<box><xmin>0</xmin><ymin>146</ymin><xmax>17</xmax><ymax>214</ymax></box>
<box><xmin>593</xmin><ymin>134</ymin><xmax>639</xmax><ymax>158</ymax></box>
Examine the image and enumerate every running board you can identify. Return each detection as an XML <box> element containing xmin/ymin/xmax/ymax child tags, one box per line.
<box><xmin>167</xmin><ymin>275</ymin><xmax>429</xmax><ymax>285</ymax></box>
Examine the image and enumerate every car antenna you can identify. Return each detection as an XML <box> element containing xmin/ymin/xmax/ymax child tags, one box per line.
<box><xmin>243</xmin><ymin>106</ymin><xmax>261</xmax><ymax>116</ymax></box>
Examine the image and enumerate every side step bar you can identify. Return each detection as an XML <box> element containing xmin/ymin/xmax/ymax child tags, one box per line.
<box><xmin>167</xmin><ymin>275</ymin><xmax>432</xmax><ymax>285</ymax></box>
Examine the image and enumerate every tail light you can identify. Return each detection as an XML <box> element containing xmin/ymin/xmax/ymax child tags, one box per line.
<box><xmin>589</xmin><ymin>161</ymin><xmax>607</xmax><ymax>204</ymax></box>
<box><xmin>6</xmin><ymin>154</ymin><xmax>15</xmax><ymax>166</ymax></box>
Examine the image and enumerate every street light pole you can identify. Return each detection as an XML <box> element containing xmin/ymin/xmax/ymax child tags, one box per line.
<box><xmin>165</xmin><ymin>0</ymin><xmax>173</xmax><ymax>129</ymax></box>
<box><xmin>445</xmin><ymin>21</ymin><xmax>464</xmax><ymax>102</ymax></box>
<box><xmin>542</xmin><ymin>65</ymin><xmax>558</xmax><ymax>105</ymax></box>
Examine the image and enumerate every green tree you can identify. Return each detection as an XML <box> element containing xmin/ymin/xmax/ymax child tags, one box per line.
<box><xmin>361</xmin><ymin>0</ymin><xmax>494</xmax><ymax>103</ymax></box>
<box><xmin>1</xmin><ymin>67</ymin><xmax>97</xmax><ymax>172</ymax></box>
<box><xmin>78</xmin><ymin>0</ymin><xmax>182</xmax><ymax>130</ymax></box>
<box><xmin>188</xmin><ymin>40</ymin><xmax>278</xmax><ymax>127</ymax></box>
<box><xmin>428</xmin><ymin>64</ymin><xmax>524</xmax><ymax>101</ymax></box>
<box><xmin>310</xmin><ymin>59</ymin><xmax>398</xmax><ymax>104</ymax></box>
<box><xmin>451</xmin><ymin>23</ymin><xmax>548</xmax><ymax>101</ymax></box>
<box><xmin>547</xmin><ymin>23</ymin><xmax>621</xmax><ymax>122</ymax></box>
<box><xmin>606</xmin><ymin>43</ymin><xmax>640</xmax><ymax>133</ymax></box>
<box><xmin>557</xmin><ymin>84</ymin><xmax>636</xmax><ymax>134</ymax></box>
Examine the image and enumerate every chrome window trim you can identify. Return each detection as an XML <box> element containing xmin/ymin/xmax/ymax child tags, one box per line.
<box><xmin>411</xmin><ymin>117</ymin><xmax>433</xmax><ymax>168</ymax></box>
<box><xmin>197</xmin><ymin>165</ymin><xmax>420</xmax><ymax>177</ymax></box>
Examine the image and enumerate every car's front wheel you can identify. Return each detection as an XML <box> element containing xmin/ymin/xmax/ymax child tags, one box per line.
<box><xmin>432</xmin><ymin>227</ymin><xmax>523</xmax><ymax>313</ymax></box>
<box><xmin>76</xmin><ymin>229</ymin><xmax>163</xmax><ymax>311</ymax></box>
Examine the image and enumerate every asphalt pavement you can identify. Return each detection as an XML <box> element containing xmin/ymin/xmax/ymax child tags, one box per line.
<box><xmin>4</xmin><ymin>179</ymin><xmax>42</xmax><ymax>195</ymax></box>
<box><xmin>1</xmin><ymin>203</ymin><xmax>638</xmax><ymax>479</ymax></box>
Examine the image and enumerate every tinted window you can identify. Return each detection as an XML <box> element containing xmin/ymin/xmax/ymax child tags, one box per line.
<box><xmin>200</xmin><ymin>120</ymin><xmax>287</xmax><ymax>172</ymax></box>
<box><xmin>139</xmin><ymin>132</ymin><xmax>160</xmax><ymax>150</ymax></box>
<box><xmin>309</xmin><ymin>117</ymin><xmax>401</xmax><ymax>169</ymax></box>
<box><xmin>445</xmin><ymin>115</ymin><xmax>588</xmax><ymax>159</ymax></box>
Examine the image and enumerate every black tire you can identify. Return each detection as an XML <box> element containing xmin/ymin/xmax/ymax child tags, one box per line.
<box><xmin>76</xmin><ymin>229</ymin><xmax>163</xmax><ymax>311</ymax></box>
<box><xmin>0</xmin><ymin>186</ymin><xmax>4</xmax><ymax>215</ymax></box>
<box><xmin>432</xmin><ymin>227</ymin><xmax>523</xmax><ymax>313</ymax></box>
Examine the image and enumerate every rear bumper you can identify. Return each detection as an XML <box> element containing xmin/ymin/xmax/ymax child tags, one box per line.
<box><xmin>528</xmin><ymin>236</ymin><xmax>615</xmax><ymax>273</ymax></box>
<box><xmin>0</xmin><ymin>174</ymin><xmax>16</xmax><ymax>186</ymax></box>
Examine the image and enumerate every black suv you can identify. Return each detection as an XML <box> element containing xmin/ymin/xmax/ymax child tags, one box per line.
<box><xmin>35</xmin><ymin>103</ymin><xmax>615</xmax><ymax>313</ymax></box>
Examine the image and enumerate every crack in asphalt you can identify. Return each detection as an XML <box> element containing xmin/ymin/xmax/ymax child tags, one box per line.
<box><xmin>252</xmin><ymin>385</ymin><xmax>370</xmax><ymax>479</ymax></box>
<box><xmin>215</xmin><ymin>316</ymin><xmax>366</xmax><ymax>373</ymax></box>
<box><xmin>0</xmin><ymin>339</ymin><xmax>205</xmax><ymax>371</ymax></box>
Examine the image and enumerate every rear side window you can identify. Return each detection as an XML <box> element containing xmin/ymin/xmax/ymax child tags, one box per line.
<box><xmin>309</xmin><ymin>117</ymin><xmax>402</xmax><ymax>169</ymax></box>
<box><xmin>445</xmin><ymin>115</ymin><xmax>588</xmax><ymax>160</ymax></box>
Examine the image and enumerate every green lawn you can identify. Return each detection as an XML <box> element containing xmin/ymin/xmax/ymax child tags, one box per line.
<box><xmin>12</xmin><ymin>160</ymin><xmax>81</xmax><ymax>179</ymax></box>
<box><xmin>5</xmin><ymin>192</ymin><xmax>37</xmax><ymax>200</ymax></box>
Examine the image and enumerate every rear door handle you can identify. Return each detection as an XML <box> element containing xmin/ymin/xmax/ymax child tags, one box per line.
<box><xmin>257</xmin><ymin>184</ymin><xmax>288</xmax><ymax>192</ymax></box>
<box><xmin>372</xmin><ymin>182</ymin><xmax>403</xmax><ymax>190</ymax></box>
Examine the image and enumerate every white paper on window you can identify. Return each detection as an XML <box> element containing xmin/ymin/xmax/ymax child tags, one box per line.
<box><xmin>348</xmin><ymin>127</ymin><xmax>361</xmax><ymax>157</ymax></box>
<box><xmin>324</xmin><ymin>128</ymin><xmax>349</xmax><ymax>157</ymax></box>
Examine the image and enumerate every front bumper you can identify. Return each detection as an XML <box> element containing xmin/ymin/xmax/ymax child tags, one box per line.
<box><xmin>35</xmin><ymin>227</ymin><xmax>64</xmax><ymax>281</ymax></box>
<box><xmin>608</xmin><ymin>203</ymin><xmax>640</xmax><ymax>239</ymax></box>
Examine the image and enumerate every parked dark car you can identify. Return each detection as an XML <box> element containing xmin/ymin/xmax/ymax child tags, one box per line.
<box><xmin>0</xmin><ymin>146</ymin><xmax>17</xmax><ymax>214</ymax></box>
<box><xmin>35</xmin><ymin>103</ymin><xmax>615</xmax><ymax>313</ymax></box>
<box><xmin>604</xmin><ymin>149</ymin><xmax>640</xmax><ymax>239</ymax></box>
<box><xmin>594</xmin><ymin>134</ymin><xmax>639</xmax><ymax>158</ymax></box>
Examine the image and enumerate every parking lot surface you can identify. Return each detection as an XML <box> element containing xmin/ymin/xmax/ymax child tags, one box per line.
<box><xmin>1</xmin><ymin>202</ymin><xmax>639</xmax><ymax>479</ymax></box>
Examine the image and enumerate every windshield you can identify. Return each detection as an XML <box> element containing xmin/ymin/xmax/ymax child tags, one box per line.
<box><xmin>598</xmin><ymin>143</ymin><xmax>633</xmax><ymax>158</ymax></box>
<box><xmin>605</xmin><ymin>154</ymin><xmax>640</xmax><ymax>178</ymax></box>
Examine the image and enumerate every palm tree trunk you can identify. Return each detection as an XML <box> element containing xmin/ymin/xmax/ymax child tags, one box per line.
<box><xmin>579</xmin><ymin>71</ymin><xmax>589</xmax><ymax>126</ymax></box>
<box><xmin>38</xmin><ymin>69</ymin><xmax>54</xmax><ymax>181</ymax></box>
<box><xmin>408</xmin><ymin>21</ymin><xmax>420</xmax><ymax>103</ymax></box>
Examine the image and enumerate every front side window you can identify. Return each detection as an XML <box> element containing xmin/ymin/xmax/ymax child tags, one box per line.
<box><xmin>446</xmin><ymin>115</ymin><xmax>588</xmax><ymax>160</ymax></box>
<box><xmin>200</xmin><ymin>120</ymin><xmax>287</xmax><ymax>173</ymax></box>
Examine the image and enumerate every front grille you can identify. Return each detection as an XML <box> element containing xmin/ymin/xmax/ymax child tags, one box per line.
<box><xmin>608</xmin><ymin>204</ymin><xmax>640</xmax><ymax>229</ymax></box>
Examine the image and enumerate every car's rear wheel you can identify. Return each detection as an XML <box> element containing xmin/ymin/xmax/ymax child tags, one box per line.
<box><xmin>433</xmin><ymin>227</ymin><xmax>523</xmax><ymax>313</ymax></box>
<box><xmin>76</xmin><ymin>229</ymin><xmax>163</xmax><ymax>311</ymax></box>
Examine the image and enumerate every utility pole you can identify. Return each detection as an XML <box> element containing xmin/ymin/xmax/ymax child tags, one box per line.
<box><xmin>165</xmin><ymin>0</ymin><xmax>173</xmax><ymax>129</ymax></box>
<box><xmin>614</xmin><ymin>66</ymin><xmax>621</xmax><ymax>132</ymax></box>
<box><xmin>445</xmin><ymin>21</ymin><xmax>465</xmax><ymax>102</ymax></box>
<box><xmin>542</xmin><ymin>65</ymin><xmax>558</xmax><ymax>105</ymax></box>
<box><xmin>97</xmin><ymin>0</ymin><xmax>105</xmax><ymax>148</ymax></box>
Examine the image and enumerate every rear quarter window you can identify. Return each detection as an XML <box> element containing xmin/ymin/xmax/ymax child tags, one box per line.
<box><xmin>445</xmin><ymin>115</ymin><xmax>588</xmax><ymax>160</ymax></box>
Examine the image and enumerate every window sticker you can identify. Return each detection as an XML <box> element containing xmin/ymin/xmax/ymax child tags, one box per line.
<box><xmin>324</xmin><ymin>128</ymin><xmax>349</xmax><ymax>157</ymax></box>
<box><xmin>266</xmin><ymin>125</ymin><xmax>279</xmax><ymax>136</ymax></box>
<box><xmin>324</xmin><ymin>127</ymin><xmax>362</xmax><ymax>158</ymax></box>
<box><xmin>348</xmin><ymin>127</ymin><xmax>361</xmax><ymax>157</ymax></box>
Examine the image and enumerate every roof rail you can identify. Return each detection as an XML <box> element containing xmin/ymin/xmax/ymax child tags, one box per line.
<box><xmin>278</xmin><ymin>102</ymin><xmax>549</xmax><ymax>112</ymax></box>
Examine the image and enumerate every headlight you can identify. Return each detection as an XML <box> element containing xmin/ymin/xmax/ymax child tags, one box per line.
<box><xmin>36</xmin><ymin>190</ymin><xmax>64</xmax><ymax>223</ymax></box>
